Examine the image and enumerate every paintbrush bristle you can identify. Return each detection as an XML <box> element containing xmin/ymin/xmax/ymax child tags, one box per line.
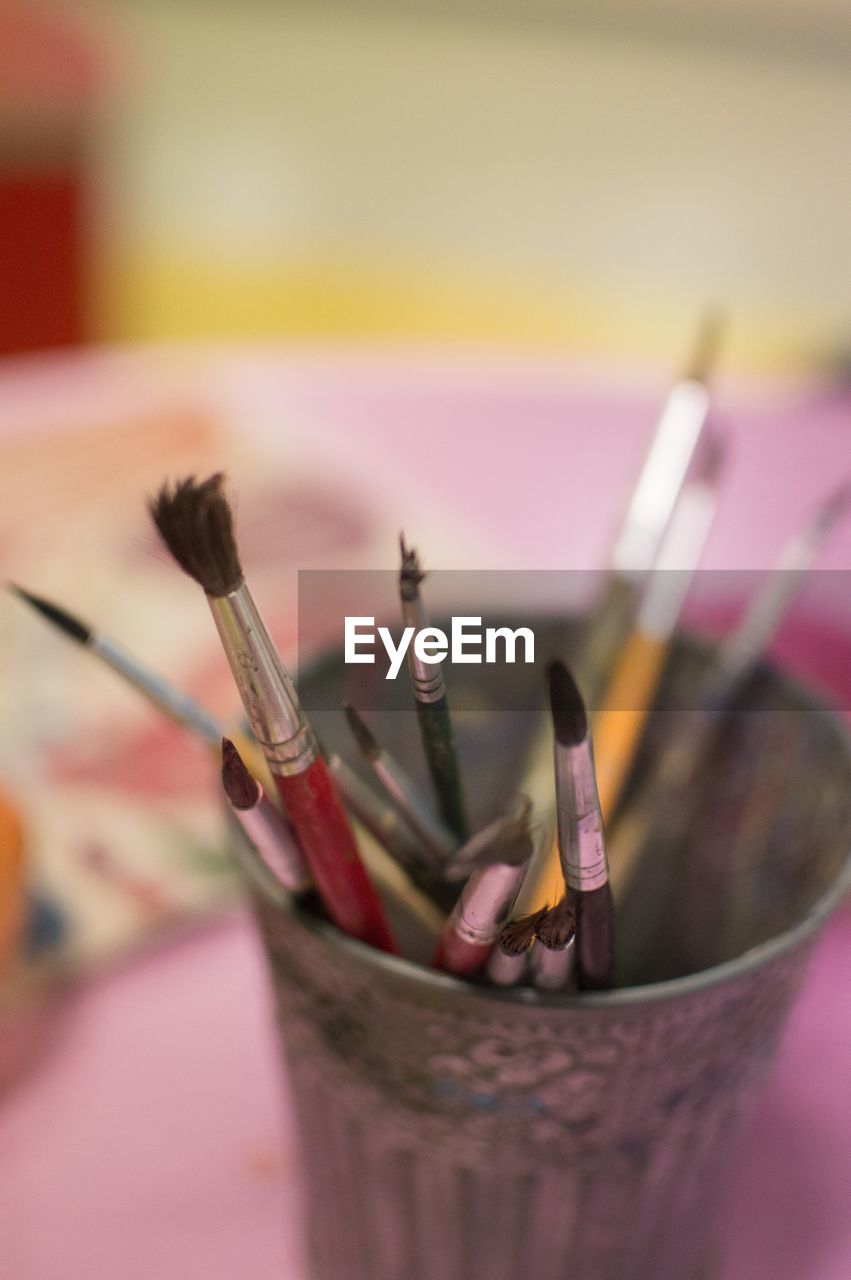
<box><xmin>498</xmin><ymin>907</ymin><xmax>547</xmax><ymax>956</ymax></box>
<box><xmin>537</xmin><ymin>894</ymin><xmax>576</xmax><ymax>950</ymax></box>
<box><xmin>399</xmin><ymin>533</ymin><xmax>425</xmax><ymax>602</ymax></box>
<box><xmin>8</xmin><ymin>584</ymin><xmax>91</xmax><ymax>645</ymax></box>
<box><xmin>149</xmin><ymin>473</ymin><xmax>243</xmax><ymax>597</ymax></box>
<box><xmin>344</xmin><ymin>703</ymin><xmax>381</xmax><ymax>759</ymax></box>
<box><xmin>221</xmin><ymin>738</ymin><xmax>261</xmax><ymax>809</ymax></box>
<box><xmin>547</xmin><ymin>659</ymin><xmax>588</xmax><ymax>747</ymax></box>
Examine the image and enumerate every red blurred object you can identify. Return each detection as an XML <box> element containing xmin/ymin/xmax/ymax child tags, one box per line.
<box><xmin>0</xmin><ymin>5</ymin><xmax>101</xmax><ymax>355</ymax></box>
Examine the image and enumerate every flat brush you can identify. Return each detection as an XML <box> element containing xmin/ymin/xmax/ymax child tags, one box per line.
<box><xmin>399</xmin><ymin>535</ymin><xmax>468</xmax><ymax>840</ymax></box>
<box><xmin>221</xmin><ymin>738</ymin><xmax>313</xmax><ymax>903</ymax></box>
<box><xmin>433</xmin><ymin>816</ymin><xmax>533</xmax><ymax>978</ymax></box>
<box><xmin>548</xmin><ymin>659</ymin><xmax>614</xmax><ymax>991</ymax></box>
<box><xmin>7</xmin><ymin>583</ymin><xmax>271</xmax><ymax>787</ymax></box>
<box><xmin>151</xmin><ymin>473</ymin><xmax>397</xmax><ymax>954</ymax></box>
<box><xmin>344</xmin><ymin>703</ymin><xmax>456</xmax><ymax>867</ymax></box>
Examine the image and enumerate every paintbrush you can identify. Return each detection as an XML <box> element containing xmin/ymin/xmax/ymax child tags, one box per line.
<box><xmin>150</xmin><ymin>473</ymin><xmax>397</xmax><ymax>954</ymax></box>
<box><xmin>344</xmin><ymin>703</ymin><xmax>456</xmax><ymax>867</ymax></box>
<box><xmin>610</xmin><ymin>479</ymin><xmax>851</xmax><ymax>978</ymax></box>
<box><xmin>399</xmin><ymin>535</ymin><xmax>468</xmax><ymax>840</ymax></box>
<box><xmin>514</xmin><ymin>433</ymin><xmax>724</xmax><ymax>919</ymax></box>
<box><xmin>8</xmin><ymin>583</ymin><xmax>272</xmax><ymax>790</ymax></box>
<box><xmin>433</xmin><ymin>812</ymin><xmax>533</xmax><ymax>977</ymax></box>
<box><xmin>581</xmin><ymin>310</ymin><xmax>724</xmax><ymax>705</ymax></box>
<box><xmin>488</xmin><ymin>908</ymin><xmax>547</xmax><ymax>986</ymax></box>
<box><xmin>548</xmin><ymin>659</ymin><xmax>614</xmax><ymax>990</ymax></box>
<box><xmin>221</xmin><ymin>737</ymin><xmax>314</xmax><ymax>904</ymax></box>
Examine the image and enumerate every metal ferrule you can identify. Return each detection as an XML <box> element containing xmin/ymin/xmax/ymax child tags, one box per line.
<box><xmin>401</xmin><ymin>595</ymin><xmax>446</xmax><ymax>703</ymax></box>
<box><xmin>374</xmin><ymin>754</ymin><xmax>457</xmax><ymax>861</ymax></box>
<box><xmin>555</xmin><ymin>739</ymin><xmax>609</xmax><ymax>892</ymax></box>
<box><xmin>531</xmin><ymin>938</ymin><xmax>575</xmax><ymax>990</ymax></box>
<box><xmin>208</xmin><ymin>584</ymin><xmax>317</xmax><ymax>776</ymax></box>
<box><xmin>449</xmin><ymin>861</ymin><xmax>527</xmax><ymax>947</ymax></box>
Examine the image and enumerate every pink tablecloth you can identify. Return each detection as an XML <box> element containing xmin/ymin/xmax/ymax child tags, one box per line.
<box><xmin>1</xmin><ymin>348</ymin><xmax>849</xmax><ymax>1280</ymax></box>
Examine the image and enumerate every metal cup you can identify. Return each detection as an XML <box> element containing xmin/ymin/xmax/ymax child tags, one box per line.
<box><xmin>250</xmin><ymin>630</ymin><xmax>851</xmax><ymax>1280</ymax></box>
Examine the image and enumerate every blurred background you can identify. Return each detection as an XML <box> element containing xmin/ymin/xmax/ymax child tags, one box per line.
<box><xmin>2</xmin><ymin>0</ymin><xmax>849</xmax><ymax>369</ymax></box>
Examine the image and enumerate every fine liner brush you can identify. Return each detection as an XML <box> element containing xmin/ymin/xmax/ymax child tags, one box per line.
<box><xmin>433</xmin><ymin>812</ymin><xmax>534</xmax><ymax>977</ymax></box>
<box><xmin>344</xmin><ymin>703</ymin><xmax>456</xmax><ymax>867</ymax></box>
<box><xmin>8</xmin><ymin>584</ymin><xmax>272</xmax><ymax>790</ymax></box>
<box><xmin>549</xmin><ymin>659</ymin><xmax>614</xmax><ymax>991</ymax></box>
<box><xmin>514</xmin><ymin>434</ymin><xmax>723</xmax><ymax>919</ymax></box>
<box><xmin>399</xmin><ymin>536</ymin><xmax>468</xmax><ymax>840</ymax></box>
<box><xmin>530</xmin><ymin>894</ymin><xmax>576</xmax><ymax>992</ymax></box>
<box><xmin>221</xmin><ymin>738</ymin><xmax>314</xmax><ymax>906</ymax></box>
<box><xmin>151</xmin><ymin>474</ymin><xmax>397</xmax><ymax>954</ymax></box>
<box><xmin>325</xmin><ymin>750</ymin><xmax>434</xmax><ymax>882</ymax></box>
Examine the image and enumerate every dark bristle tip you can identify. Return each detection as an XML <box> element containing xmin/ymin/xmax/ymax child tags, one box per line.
<box><xmin>547</xmin><ymin>659</ymin><xmax>588</xmax><ymax>746</ymax></box>
<box><xmin>221</xmin><ymin>738</ymin><xmax>261</xmax><ymax>809</ymax></box>
<box><xmin>398</xmin><ymin>532</ymin><xmax>425</xmax><ymax>601</ymax></box>
<box><xmin>149</xmin><ymin>472</ymin><xmax>243</xmax><ymax>597</ymax></box>
<box><xmin>8</xmin><ymin>583</ymin><xmax>91</xmax><ymax>645</ymax></box>
<box><xmin>499</xmin><ymin>908</ymin><xmax>547</xmax><ymax>957</ymax></box>
<box><xmin>344</xmin><ymin>703</ymin><xmax>380</xmax><ymax>758</ymax></box>
<box><xmin>537</xmin><ymin>895</ymin><xmax>576</xmax><ymax>950</ymax></box>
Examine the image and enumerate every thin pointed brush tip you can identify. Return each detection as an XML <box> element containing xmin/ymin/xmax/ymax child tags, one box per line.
<box><xmin>149</xmin><ymin>472</ymin><xmax>243</xmax><ymax>597</ymax></box>
<box><xmin>547</xmin><ymin>659</ymin><xmax>588</xmax><ymax>747</ymax></box>
<box><xmin>398</xmin><ymin>531</ymin><xmax>425</xmax><ymax>601</ymax></box>
<box><xmin>344</xmin><ymin>703</ymin><xmax>380</xmax><ymax>758</ymax></box>
<box><xmin>221</xmin><ymin>738</ymin><xmax>261</xmax><ymax>809</ymax></box>
<box><xmin>7</xmin><ymin>583</ymin><xmax>91</xmax><ymax>644</ymax></box>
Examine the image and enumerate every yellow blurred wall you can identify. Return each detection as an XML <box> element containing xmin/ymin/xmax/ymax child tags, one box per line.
<box><xmin>51</xmin><ymin>2</ymin><xmax>851</xmax><ymax>368</ymax></box>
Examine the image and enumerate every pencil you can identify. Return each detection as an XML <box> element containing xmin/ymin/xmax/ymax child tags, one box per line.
<box><xmin>548</xmin><ymin>659</ymin><xmax>614</xmax><ymax>991</ymax></box>
<box><xmin>399</xmin><ymin>536</ymin><xmax>468</xmax><ymax>840</ymax></box>
<box><xmin>150</xmin><ymin>474</ymin><xmax>398</xmax><ymax>954</ymax></box>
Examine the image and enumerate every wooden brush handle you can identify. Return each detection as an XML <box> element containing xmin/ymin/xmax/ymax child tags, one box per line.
<box><xmin>274</xmin><ymin>759</ymin><xmax>398</xmax><ymax>954</ymax></box>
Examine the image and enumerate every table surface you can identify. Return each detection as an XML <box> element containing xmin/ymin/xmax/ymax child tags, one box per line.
<box><xmin>0</xmin><ymin>347</ymin><xmax>849</xmax><ymax>1280</ymax></box>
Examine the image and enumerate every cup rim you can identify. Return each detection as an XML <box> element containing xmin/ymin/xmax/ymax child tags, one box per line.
<box><xmin>260</xmin><ymin>646</ymin><xmax>851</xmax><ymax>1009</ymax></box>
